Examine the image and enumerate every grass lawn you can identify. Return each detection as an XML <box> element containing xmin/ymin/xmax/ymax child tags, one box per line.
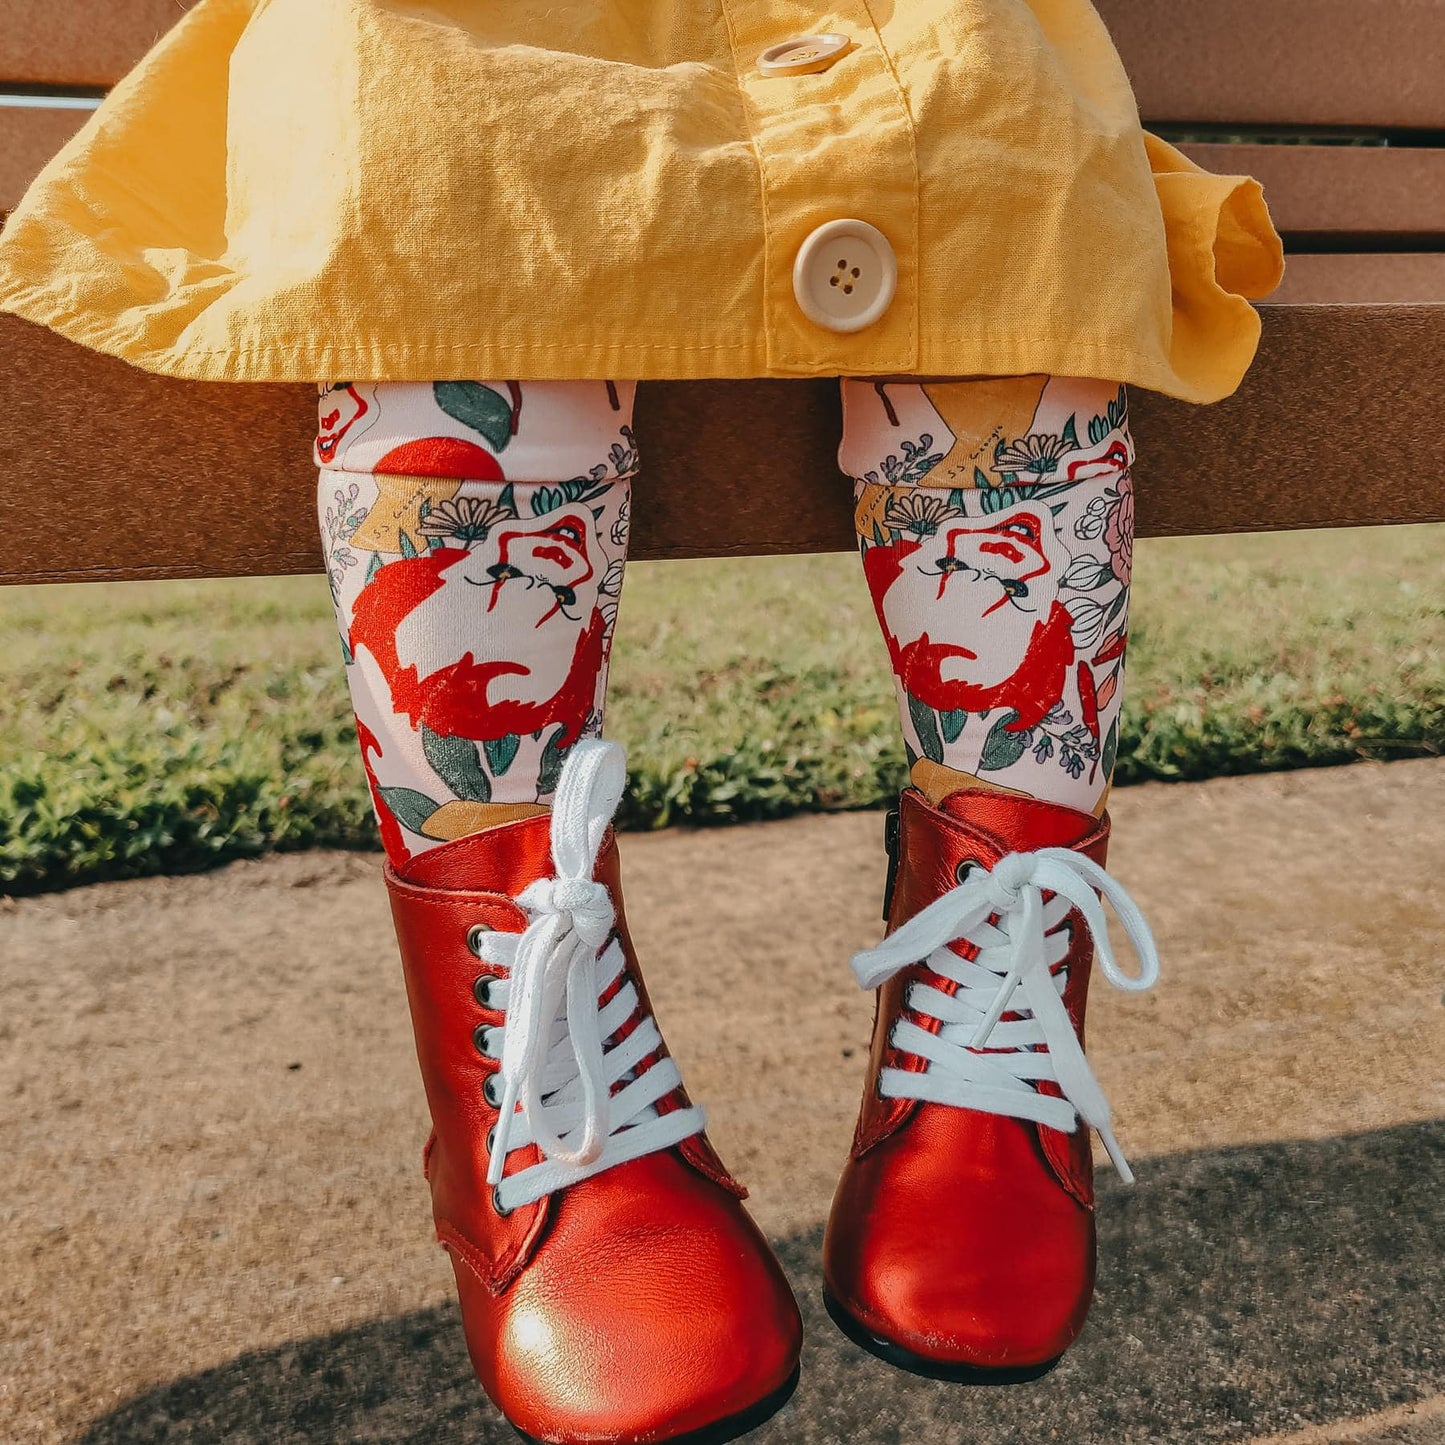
<box><xmin>1</xmin><ymin>525</ymin><xmax>1441</xmax><ymax>894</ymax></box>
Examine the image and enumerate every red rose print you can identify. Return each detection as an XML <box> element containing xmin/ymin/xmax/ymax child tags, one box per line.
<box><xmin>354</xmin><ymin>717</ymin><xmax>413</xmax><ymax>869</ymax></box>
<box><xmin>863</xmin><ymin>505</ymin><xmax>1076</xmax><ymax>731</ymax></box>
<box><xmin>375</xmin><ymin>437</ymin><xmax>504</xmax><ymax>481</ymax></box>
<box><xmin>348</xmin><ymin>506</ymin><xmax>607</xmax><ymax>747</ymax></box>
<box><xmin>316</xmin><ymin>383</ymin><xmax>371</xmax><ymax>466</ymax></box>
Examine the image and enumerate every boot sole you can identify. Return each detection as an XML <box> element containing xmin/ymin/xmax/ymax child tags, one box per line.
<box><xmin>509</xmin><ymin>1362</ymin><xmax>801</xmax><ymax>1445</ymax></box>
<box><xmin>823</xmin><ymin>1289</ymin><xmax>1063</xmax><ymax>1386</ymax></box>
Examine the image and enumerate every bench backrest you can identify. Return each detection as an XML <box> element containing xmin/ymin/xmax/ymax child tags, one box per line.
<box><xmin>1</xmin><ymin>0</ymin><xmax>1442</xmax><ymax>583</ymax></box>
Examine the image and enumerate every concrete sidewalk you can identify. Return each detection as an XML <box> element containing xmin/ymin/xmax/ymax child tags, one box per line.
<box><xmin>2</xmin><ymin>760</ymin><xmax>1442</xmax><ymax>1444</ymax></box>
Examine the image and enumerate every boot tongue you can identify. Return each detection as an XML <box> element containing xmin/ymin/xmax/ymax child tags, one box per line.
<box><xmin>936</xmin><ymin>787</ymin><xmax>1099</xmax><ymax>855</ymax></box>
<box><xmin>396</xmin><ymin>812</ymin><xmax>555</xmax><ymax>895</ymax></box>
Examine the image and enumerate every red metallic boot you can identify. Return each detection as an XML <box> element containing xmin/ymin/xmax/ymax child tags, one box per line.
<box><xmin>385</xmin><ymin>740</ymin><xmax>801</xmax><ymax>1444</ymax></box>
<box><xmin>823</xmin><ymin>786</ymin><xmax>1160</xmax><ymax>1380</ymax></box>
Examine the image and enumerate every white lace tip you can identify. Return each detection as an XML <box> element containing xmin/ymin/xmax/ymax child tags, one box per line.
<box><xmin>484</xmin><ymin>1151</ymin><xmax>506</xmax><ymax>1189</ymax></box>
<box><xmin>1099</xmin><ymin>1125</ymin><xmax>1134</xmax><ymax>1184</ymax></box>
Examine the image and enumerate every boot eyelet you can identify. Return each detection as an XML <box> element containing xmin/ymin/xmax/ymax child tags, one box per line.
<box><xmin>491</xmin><ymin>1186</ymin><xmax>513</xmax><ymax>1217</ymax></box>
<box><xmin>472</xmin><ymin>1022</ymin><xmax>498</xmax><ymax>1058</ymax></box>
<box><xmin>482</xmin><ymin>1073</ymin><xmax>503</xmax><ymax>1108</ymax></box>
<box><xmin>473</xmin><ymin>974</ymin><xmax>497</xmax><ymax>1008</ymax></box>
<box><xmin>955</xmin><ymin>857</ymin><xmax>982</xmax><ymax>885</ymax></box>
<box><xmin>486</xmin><ymin>1126</ymin><xmax>496</xmax><ymax>1156</ymax></box>
<box><xmin>466</xmin><ymin>923</ymin><xmax>492</xmax><ymax>957</ymax></box>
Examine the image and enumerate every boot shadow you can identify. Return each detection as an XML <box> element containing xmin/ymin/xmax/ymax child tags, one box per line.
<box><xmin>77</xmin><ymin>1119</ymin><xmax>1445</xmax><ymax>1444</ymax></box>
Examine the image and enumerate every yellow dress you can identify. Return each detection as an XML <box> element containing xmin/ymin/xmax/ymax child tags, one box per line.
<box><xmin>0</xmin><ymin>0</ymin><xmax>1283</xmax><ymax>401</ymax></box>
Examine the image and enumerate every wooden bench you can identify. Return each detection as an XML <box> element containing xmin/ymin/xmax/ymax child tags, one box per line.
<box><xmin>2</xmin><ymin>0</ymin><xmax>1442</xmax><ymax>585</ymax></box>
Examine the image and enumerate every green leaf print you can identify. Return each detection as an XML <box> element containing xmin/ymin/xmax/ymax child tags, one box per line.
<box><xmin>973</xmin><ymin>467</ymin><xmax>992</xmax><ymax>490</ymax></box>
<box><xmin>483</xmin><ymin>733</ymin><xmax>521</xmax><ymax>777</ymax></box>
<box><xmin>1088</xmin><ymin>413</ymin><xmax>1110</xmax><ymax>446</ymax></box>
<box><xmin>907</xmin><ymin>692</ymin><xmax>945</xmax><ymax>764</ymax></box>
<box><xmin>979</xmin><ymin>710</ymin><xmax>1030</xmax><ymax>771</ymax></box>
<box><xmin>1101</xmin><ymin>717</ymin><xmax>1119</xmax><ymax>781</ymax></box>
<box><xmin>432</xmin><ymin>381</ymin><xmax>514</xmax><ymax>451</ymax></box>
<box><xmin>398</xmin><ymin>530</ymin><xmax>419</xmax><ymax>559</ymax></box>
<box><xmin>376</xmin><ymin>786</ymin><xmax>441</xmax><ymax>835</ymax></box>
<box><xmin>939</xmin><ymin>708</ymin><xmax>968</xmax><ymax>745</ymax></box>
<box><xmin>980</xmin><ymin>486</ymin><xmax>1020</xmax><ymax>515</ymax></box>
<box><xmin>421</xmin><ymin>726</ymin><xmax>492</xmax><ymax>802</ymax></box>
<box><xmin>531</xmin><ymin>476</ymin><xmax>613</xmax><ymax>516</ymax></box>
<box><xmin>538</xmin><ymin>726</ymin><xmax>573</xmax><ymax>797</ymax></box>
<box><xmin>1060</xmin><ymin>414</ymin><xmax>1079</xmax><ymax>449</ymax></box>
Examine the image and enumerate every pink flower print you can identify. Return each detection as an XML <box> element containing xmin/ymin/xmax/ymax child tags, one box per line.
<box><xmin>1104</xmin><ymin>473</ymin><xmax>1134</xmax><ymax>584</ymax></box>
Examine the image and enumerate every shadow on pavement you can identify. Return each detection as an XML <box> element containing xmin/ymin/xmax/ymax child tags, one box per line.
<box><xmin>78</xmin><ymin>1120</ymin><xmax>1445</xmax><ymax>1445</ymax></box>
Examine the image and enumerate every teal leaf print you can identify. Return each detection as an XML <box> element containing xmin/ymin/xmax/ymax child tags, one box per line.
<box><xmin>908</xmin><ymin>692</ymin><xmax>945</xmax><ymax>764</ymax></box>
<box><xmin>376</xmin><ymin>786</ymin><xmax>442</xmax><ymax>835</ymax></box>
<box><xmin>364</xmin><ymin>552</ymin><xmax>384</xmax><ymax>584</ymax></box>
<box><xmin>483</xmin><ymin>733</ymin><xmax>521</xmax><ymax>778</ymax></box>
<box><xmin>973</xmin><ymin>467</ymin><xmax>992</xmax><ymax>489</ymax></box>
<box><xmin>531</xmin><ymin>474</ymin><xmax>613</xmax><ymax>516</ymax></box>
<box><xmin>980</xmin><ymin>485</ymin><xmax>1020</xmax><ymax>515</ymax></box>
<box><xmin>1060</xmin><ymin>414</ymin><xmax>1079</xmax><ymax>449</ymax></box>
<box><xmin>432</xmin><ymin>381</ymin><xmax>513</xmax><ymax>451</ymax></box>
<box><xmin>1101</xmin><ymin>717</ymin><xmax>1119</xmax><ymax>781</ymax></box>
<box><xmin>421</xmin><ymin>727</ymin><xmax>492</xmax><ymax>802</ymax></box>
<box><xmin>398</xmin><ymin>530</ymin><xmax>419</xmax><ymax>559</ymax></box>
<box><xmin>940</xmin><ymin>708</ymin><xmax>968</xmax><ymax>744</ymax></box>
<box><xmin>979</xmin><ymin>710</ymin><xmax>1030</xmax><ymax>771</ymax></box>
<box><xmin>1088</xmin><ymin>412</ymin><xmax>1110</xmax><ymax>446</ymax></box>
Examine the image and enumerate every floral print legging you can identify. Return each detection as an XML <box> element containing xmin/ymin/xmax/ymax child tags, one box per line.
<box><xmin>316</xmin><ymin>376</ymin><xmax>1133</xmax><ymax>868</ymax></box>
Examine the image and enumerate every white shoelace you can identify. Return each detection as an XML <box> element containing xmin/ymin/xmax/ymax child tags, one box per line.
<box><xmin>476</xmin><ymin>739</ymin><xmax>705</xmax><ymax>1213</ymax></box>
<box><xmin>851</xmin><ymin>847</ymin><xmax>1161</xmax><ymax>1183</ymax></box>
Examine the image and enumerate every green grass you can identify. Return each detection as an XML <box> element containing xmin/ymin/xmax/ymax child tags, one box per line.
<box><xmin>1</xmin><ymin>526</ymin><xmax>1441</xmax><ymax>894</ymax></box>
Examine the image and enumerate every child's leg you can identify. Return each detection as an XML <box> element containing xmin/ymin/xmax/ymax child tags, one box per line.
<box><xmin>839</xmin><ymin>374</ymin><xmax>1133</xmax><ymax>814</ymax></box>
<box><xmin>824</xmin><ymin>374</ymin><xmax>1157</xmax><ymax>1381</ymax></box>
<box><xmin>315</xmin><ymin>380</ymin><xmax>637</xmax><ymax>867</ymax></box>
<box><xmin>314</xmin><ymin>379</ymin><xmax>802</xmax><ymax>1441</ymax></box>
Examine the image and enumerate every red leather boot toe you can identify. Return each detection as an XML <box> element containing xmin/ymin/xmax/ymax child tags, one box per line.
<box><xmin>824</xmin><ymin>787</ymin><xmax>1160</xmax><ymax>1380</ymax></box>
<box><xmin>387</xmin><ymin>740</ymin><xmax>801</xmax><ymax>1443</ymax></box>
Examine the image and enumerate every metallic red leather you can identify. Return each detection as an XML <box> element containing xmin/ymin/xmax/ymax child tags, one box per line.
<box><xmin>385</xmin><ymin>815</ymin><xmax>802</xmax><ymax>1444</ymax></box>
<box><xmin>823</xmin><ymin>786</ymin><xmax>1113</xmax><ymax>1379</ymax></box>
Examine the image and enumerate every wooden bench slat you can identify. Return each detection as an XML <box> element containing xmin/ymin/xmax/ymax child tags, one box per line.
<box><xmin>0</xmin><ymin>106</ymin><xmax>89</xmax><ymax>215</ymax></box>
<box><xmin>1273</xmin><ymin>253</ymin><xmax>1445</xmax><ymax>305</ymax></box>
<box><xmin>1</xmin><ymin>302</ymin><xmax>1441</xmax><ymax>587</ymax></box>
<box><xmin>1178</xmin><ymin>143</ymin><xmax>1445</xmax><ymax>242</ymax></box>
<box><xmin>5</xmin><ymin>0</ymin><xmax>1444</xmax><ymax>132</ymax></box>
<box><xmin>0</xmin><ymin>0</ymin><xmax>190</xmax><ymax>88</ymax></box>
<box><xmin>1096</xmin><ymin>0</ymin><xmax>1445</xmax><ymax>130</ymax></box>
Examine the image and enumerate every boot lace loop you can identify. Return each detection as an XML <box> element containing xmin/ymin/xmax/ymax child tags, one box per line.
<box><xmin>477</xmin><ymin>739</ymin><xmax>705</xmax><ymax>1212</ymax></box>
<box><xmin>851</xmin><ymin>847</ymin><xmax>1160</xmax><ymax>1183</ymax></box>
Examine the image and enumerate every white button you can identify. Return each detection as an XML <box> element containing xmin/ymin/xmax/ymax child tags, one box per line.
<box><xmin>792</xmin><ymin>219</ymin><xmax>898</xmax><ymax>333</ymax></box>
<box><xmin>757</xmin><ymin>33</ymin><xmax>851</xmax><ymax>77</ymax></box>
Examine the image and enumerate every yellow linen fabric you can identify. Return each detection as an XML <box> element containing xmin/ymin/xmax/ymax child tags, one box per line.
<box><xmin>0</xmin><ymin>0</ymin><xmax>1283</xmax><ymax>401</ymax></box>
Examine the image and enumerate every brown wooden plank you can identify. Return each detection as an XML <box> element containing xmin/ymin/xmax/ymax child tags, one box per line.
<box><xmin>0</xmin><ymin>0</ymin><xmax>194</xmax><ymax>88</ymax></box>
<box><xmin>1</xmin><ymin>301</ymin><xmax>1442</xmax><ymax>586</ymax></box>
<box><xmin>1273</xmin><ymin>253</ymin><xmax>1445</xmax><ymax>305</ymax></box>
<box><xmin>6</xmin><ymin>0</ymin><xmax>1445</xmax><ymax>133</ymax></box>
<box><xmin>1095</xmin><ymin>0</ymin><xmax>1445</xmax><ymax>130</ymax></box>
<box><xmin>0</xmin><ymin>105</ymin><xmax>88</xmax><ymax>213</ymax></box>
<box><xmin>1178</xmin><ymin>144</ymin><xmax>1445</xmax><ymax>242</ymax></box>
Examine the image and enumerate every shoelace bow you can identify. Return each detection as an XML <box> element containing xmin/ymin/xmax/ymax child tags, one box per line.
<box><xmin>851</xmin><ymin>847</ymin><xmax>1160</xmax><ymax>1182</ymax></box>
<box><xmin>477</xmin><ymin>739</ymin><xmax>704</xmax><ymax>1212</ymax></box>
